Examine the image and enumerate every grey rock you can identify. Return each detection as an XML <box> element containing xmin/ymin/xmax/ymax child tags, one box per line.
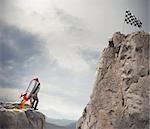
<box><xmin>112</xmin><ymin>32</ymin><xmax>125</xmax><ymax>46</ymax></box>
<box><xmin>0</xmin><ymin>103</ymin><xmax>45</xmax><ymax>129</ymax></box>
<box><xmin>76</xmin><ymin>31</ymin><xmax>149</xmax><ymax>129</ymax></box>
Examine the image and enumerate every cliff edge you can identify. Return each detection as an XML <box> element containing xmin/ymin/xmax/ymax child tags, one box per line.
<box><xmin>77</xmin><ymin>31</ymin><xmax>149</xmax><ymax>129</ymax></box>
<box><xmin>0</xmin><ymin>102</ymin><xmax>45</xmax><ymax>129</ymax></box>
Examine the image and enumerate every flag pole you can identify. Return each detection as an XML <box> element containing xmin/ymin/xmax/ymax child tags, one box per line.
<box><xmin>137</xmin><ymin>16</ymin><xmax>144</xmax><ymax>32</ymax></box>
<box><xmin>122</xmin><ymin>9</ymin><xmax>126</xmax><ymax>34</ymax></box>
<box><xmin>140</xmin><ymin>26</ymin><xmax>144</xmax><ymax>32</ymax></box>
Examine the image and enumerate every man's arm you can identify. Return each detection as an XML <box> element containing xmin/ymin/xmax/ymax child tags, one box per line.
<box><xmin>32</xmin><ymin>86</ymin><xmax>40</xmax><ymax>97</ymax></box>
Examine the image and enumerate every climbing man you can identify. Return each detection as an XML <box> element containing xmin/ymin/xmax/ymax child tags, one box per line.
<box><xmin>30</xmin><ymin>78</ymin><xmax>40</xmax><ymax>110</ymax></box>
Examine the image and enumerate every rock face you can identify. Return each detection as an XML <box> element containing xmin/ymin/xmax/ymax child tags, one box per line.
<box><xmin>0</xmin><ymin>102</ymin><xmax>45</xmax><ymax>129</ymax></box>
<box><xmin>77</xmin><ymin>31</ymin><xmax>149</xmax><ymax>129</ymax></box>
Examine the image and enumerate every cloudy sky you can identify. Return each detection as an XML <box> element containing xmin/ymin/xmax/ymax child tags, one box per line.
<box><xmin>0</xmin><ymin>0</ymin><xmax>149</xmax><ymax>120</ymax></box>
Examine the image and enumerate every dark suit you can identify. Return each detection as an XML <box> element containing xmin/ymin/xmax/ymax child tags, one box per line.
<box><xmin>31</xmin><ymin>83</ymin><xmax>40</xmax><ymax>110</ymax></box>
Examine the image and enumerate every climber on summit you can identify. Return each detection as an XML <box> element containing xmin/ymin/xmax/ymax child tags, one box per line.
<box><xmin>30</xmin><ymin>78</ymin><xmax>40</xmax><ymax>110</ymax></box>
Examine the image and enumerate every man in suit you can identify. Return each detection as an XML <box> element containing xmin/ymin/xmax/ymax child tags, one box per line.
<box><xmin>30</xmin><ymin>78</ymin><xmax>40</xmax><ymax>110</ymax></box>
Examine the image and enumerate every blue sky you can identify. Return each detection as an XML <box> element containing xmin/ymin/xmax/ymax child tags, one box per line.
<box><xmin>0</xmin><ymin>0</ymin><xmax>149</xmax><ymax>120</ymax></box>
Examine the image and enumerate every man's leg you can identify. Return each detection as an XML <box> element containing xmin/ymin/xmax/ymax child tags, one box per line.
<box><xmin>31</xmin><ymin>99</ymin><xmax>35</xmax><ymax>108</ymax></box>
<box><xmin>33</xmin><ymin>94</ymin><xmax>39</xmax><ymax>110</ymax></box>
<box><xmin>34</xmin><ymin>98</ymin><xmax>39</xmax><ymax>110</ymax></box>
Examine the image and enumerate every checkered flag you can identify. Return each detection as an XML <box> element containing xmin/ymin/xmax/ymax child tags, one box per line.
<box><xmin>125</xmin><ymin>9</ymin><xmax>142</xmax><ymax>28</ymax></box>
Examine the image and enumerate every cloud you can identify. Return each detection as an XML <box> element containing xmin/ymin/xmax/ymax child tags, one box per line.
<box><xmin>0</xmin><ymin>1</ymin><xmax>93</xmax><ymax>72</ymax></box>
<box><xmin>0</xmin><ymin>87</ymin><xmax>21</xmax><ymax>102</ymax></box>
<box><xmin>0</xmin><ymin>22</ymin><xmax>56</xmax><ymax>88</ymax></box>
<box><xmin>54</xmin><ymin>8</ymin><xmax>89</xmax><ymax>37</ymax></box>
<box><xmin>78</xmin><ymin>47</ymin><xmax>100</xmax><ymax>68</ymax></box>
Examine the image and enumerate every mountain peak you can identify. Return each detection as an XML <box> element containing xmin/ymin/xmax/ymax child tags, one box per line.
<box><xmin>77</xmin><ymin>31</ymin><xmax>149</xmax><ymax>129</ymax></box>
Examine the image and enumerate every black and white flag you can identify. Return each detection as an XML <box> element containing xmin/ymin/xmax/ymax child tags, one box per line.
<box><xmin>125</xmin><ymin>9</ymin><xmax>142</xmax><ymax>28</ymax></box>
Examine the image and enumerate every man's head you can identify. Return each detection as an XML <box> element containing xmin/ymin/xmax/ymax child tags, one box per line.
<box><xmin>33</xmin><ymin>78</ymin><xmax>39</xmax><ymax>82</ymax></box>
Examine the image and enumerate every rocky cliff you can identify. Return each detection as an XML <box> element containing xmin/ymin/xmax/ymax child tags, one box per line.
<box><xmin>77</xmin><ymin>31</ymin><xmax>149</xmax><ymax>129</ymax></box>
<box><xmin>0</xmin><ymin>102</ymin><xmax>45</xmax><ymax>129</ymax></box>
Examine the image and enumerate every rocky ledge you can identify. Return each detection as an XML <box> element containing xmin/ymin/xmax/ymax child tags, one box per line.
<box><xmin>0</xmin><ymin>102</ymin><xmax>45</xmax><ymax>129</ymax></box>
